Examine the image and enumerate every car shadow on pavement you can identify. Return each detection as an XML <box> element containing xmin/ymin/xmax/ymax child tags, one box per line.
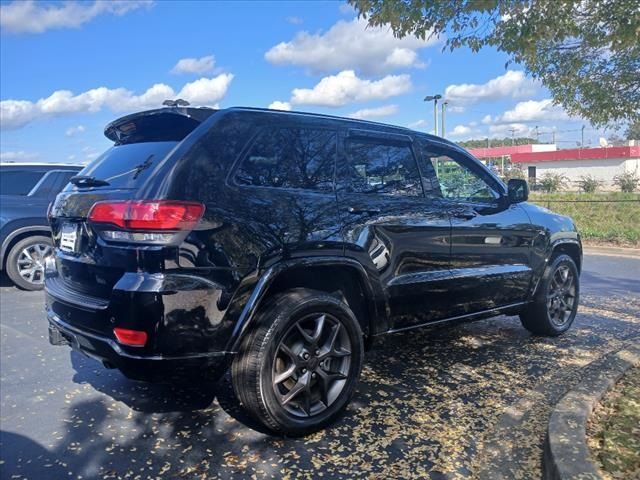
<box><xmin>6</xmin><ymin>307</ymin><xmax>632</xmax><ymax>479</ymax></box>
<box><xmin>68</xmin><ymin>350</ymin><xmax>272</xmax><ymax>433</ymax></box>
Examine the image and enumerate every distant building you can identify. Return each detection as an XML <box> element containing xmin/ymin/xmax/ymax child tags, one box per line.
<box><xmin>511</xmin><ymin>146</ymin><xmax>640</xmax><ymax>191</ymax></box>
<box><xmin>467</xmin><ymin>144</ymin><xmax>640</xmax><ymax>191</ymax></box>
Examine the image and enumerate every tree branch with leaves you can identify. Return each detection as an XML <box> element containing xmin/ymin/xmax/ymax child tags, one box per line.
<box><xmin>349</xmin><ymin>0</ymin><xmax>640</xmax><ymax>126</ymax></box>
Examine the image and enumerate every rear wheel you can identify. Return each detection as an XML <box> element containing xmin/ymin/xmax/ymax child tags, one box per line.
<box><xmin>6</xmin><ymin>235</ymin><xmax>53</xmax><ymax>291</ymax></box>
<box><xmin>520</xmin><ymin>254</ymin><xmax>579</xmax><ymax>336</ymax></box>
<box><xmin>232</xmin><ymin>289</ymin><xmax>363</xmax><ymax>436</ymax></box>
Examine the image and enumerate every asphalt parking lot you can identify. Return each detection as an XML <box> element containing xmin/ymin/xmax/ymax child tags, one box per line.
<box><xmin>1</xmin><ymin>253</ymin><xmax>639</xmax><ymax>479</ymax></box>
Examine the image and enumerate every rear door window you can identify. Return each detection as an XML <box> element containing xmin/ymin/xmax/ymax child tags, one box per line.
<box><xmin>234</xmin><ymin>127</ymin><xmax>336</xmax><ymax>192</ymax></box>
<box><xmin>78</xmin><ymin>141</ymin><xmax>178</xmax><ymax>189</ymax></box>
<box><xmin>337</xmin><ymin>139</ymin><xmax>423</xmax><ymax>197</ymax></box>
<box><xmin>0</xmin><ymin>169</ymin><xmax>45</xmax><ymax>195</ymax></box>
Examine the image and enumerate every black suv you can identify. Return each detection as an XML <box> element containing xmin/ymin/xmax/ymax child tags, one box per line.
<box><xmin>45</xmin><ymin>107</ymin><xmax>581</xmax><ymax>435</ymax></box>
<box><xmin>1</xmin><ymin>162</ymin><xmax>82</xmax><ymax>290</ymax></box>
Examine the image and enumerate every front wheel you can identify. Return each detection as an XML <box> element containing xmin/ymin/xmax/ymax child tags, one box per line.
<box><xmin>5</xmin><ymin>235</ymin><xmax>53</xmax><ymax>291</ymax></box>
<box><xmin>520</xmin><ymin>254</ymin><xmax>580</xmax><ymax>336</ymax></box>
<box><xmin>231</xmin><ymin>289</ymin><xmax>364</xmax><ymax>436</ymax></box>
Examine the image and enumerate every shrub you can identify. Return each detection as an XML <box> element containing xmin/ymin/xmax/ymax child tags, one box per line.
<box><xmin>577</xmin><ymin>174</ymin><xmax>602</xmax><ymax>193</ymax></box>
<box><xmin>539</xmin><ymin>172</ymin><xmax>569</xmax><ymax>193</ymax></box>
<box><xmin>502</xmin><ymin>167</ymin><xmax>525</xmax><ymax>182</ymax></box>
<box><xmin>613</xmin><ymin>171</ymin><xmax>640</xmax><ymax>192</ymax></box>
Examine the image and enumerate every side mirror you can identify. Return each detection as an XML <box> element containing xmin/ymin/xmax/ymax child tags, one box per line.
<box><xmin>507</xmin><ymin>178</ymin><xmax>529</xmax><ymax>203</ymax></box>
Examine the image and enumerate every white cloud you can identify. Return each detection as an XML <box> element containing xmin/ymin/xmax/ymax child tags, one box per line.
<box><xmin>488</xmin><ymin>99</ymin><xmax>569</xmax><ymax>124</ymax></box>
<box><xmin>407</xmin><ymin>119</ymin><xmax>429</xmax><ymax>130</ymax></box>
<box><xmin>0</xmin><ymin>0</ymin><xmax>153</xmax><ymax>34</ymax></box>
<box><xmin>171</xmin><ymin>55</ymin><xmax>215</xmax><ymax>75</ymax></box>
<box><xmin>65</xmin><ymin>125</ymin><xmax>86</xmax><ymax>137</ymax></box>
<box><xmin>0</xmin><ymin>150</ymin><xmax>39</xmax><ymax>162</ymax></box>
<box><xmin>265</xmin><ymin>18</ymin><xmax>438</xmax><ymax>75</ymax></box>
<box><xmin>286</xmin><ymin>16</ymin><xmax>303</xmax><ymax>25</ymax></box>
<box><xmin>0</xmin><ymin>74</ymin><xmax>234</xmax><ymax>130</ymax></box>
<box><xmin>449</xmin><ymin>125</ymin><xmax>473</xmax><ymax>137</ymax></box>
<box><xmin>488</xmin><ymin>123</ymin><xmax>532</xmax><ymax>137</ymax></box>
<box><xmin>349</xmin><ymin>104</ymin><xmax>399</xmax><ymax>120</ymax></box>
<box><xmin>290</xmin><ymin>70</ymin><xmax>411</xmax><ymax>107</ymax></box>
<box><xmin>268</xmin><ymin>101</ymin><xmax>292</xmax><ymax>111</ymax></box>
<box><xmin>444</xmin><ymin>71</ymin><xmax>538</xmax><ymax>105</ymax></box>
<box><xmin>176</xmin><ymin>74</ymin><xmax>233</xmax><ymax>104</ymax></box>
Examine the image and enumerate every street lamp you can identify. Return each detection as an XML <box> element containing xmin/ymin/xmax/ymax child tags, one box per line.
<box><xmin>441</xmin><ymin>101</ymin><xmax>448</xmax><ymax>138</ymax></box>
<box><xmin>424</xmin><ymin>94</ymin><xmax>442</xmax><ymax>136</ymax></box>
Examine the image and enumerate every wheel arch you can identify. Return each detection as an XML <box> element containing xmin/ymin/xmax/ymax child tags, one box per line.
<box><xmin>1</xmin><ymin>225</ymin><xmax>52</xmax><ymax>271</ymax></box>
<box><xmin>550</xmin><ymin>239</ymin><xmax>582</xmax><ymax>273</ymax></box>
<box><xmin>226</xmin><ymin>257</ymin><xmax>387</xmax><ymax>353</ymax></box>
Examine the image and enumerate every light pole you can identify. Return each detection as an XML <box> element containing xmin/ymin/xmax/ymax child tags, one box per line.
<box><xmin>581</xmin><ymin>125</ymin><xmax>585</xmax><ymax>148</ymax></box>
<box><xmin>424</xmin><ymin>94</ymin><xmax>442</xmax><ymax>136</ymax></box>
<box><xmin>441</xmin><ymin>101</ymin><xmax>448</xmax><ymax>138</ymax></box>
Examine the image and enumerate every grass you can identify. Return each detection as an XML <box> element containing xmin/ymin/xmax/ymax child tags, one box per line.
<box><xmin>529</xmin><ymin>192</ymin><xmax>640</xmax><ymax>246</ymax></box>
<box><xmin>587</xmin><ymin>366</ymin><xmax>640</xmax><ymax>480</ymax></box>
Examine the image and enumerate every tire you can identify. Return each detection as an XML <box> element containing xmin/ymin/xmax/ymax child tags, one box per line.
<box><xmin>231</xmin><ymin>289</ymin><xmax>364</xmax><ymax>436</ymax></box>
<box><xmin>520</xmin><ymin>254</ymin><xmax>580</xmax><ymax>336</ymax></box>
<box><xmin>5</xmin><ymin>235</ymin><xmax>53</xmax><ymax>291</ymax></box>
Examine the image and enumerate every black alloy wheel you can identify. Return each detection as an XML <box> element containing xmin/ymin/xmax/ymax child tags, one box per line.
<box><xmin>232</xmin><ymin>289</ymin><xmax>364</xmax><ymax>436</ymax></box>
<box><xmin>272</xmin><ymin>312</ymin><xmax>352</xmax><ymax>417</ymax></box>
<box><xmin>546</xmin><ymin>263</ymin><xmax>577</xmax><ymax>327</ymax></box>
<box><xmin>520</xmin><ymin>254</ymin><xmax>580</xmax><ymax>336</ymax></box>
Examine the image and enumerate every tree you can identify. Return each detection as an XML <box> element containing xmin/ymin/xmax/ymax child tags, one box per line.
<box><xmin>625</xmin><ymin>120</ymin><xmax>640</xmax><ymax>140</ymax></box>
<box><xmin>349</xmin><ymin>0</ymin><xmax>640</xmax><ymax>126</ymax></box>
<box><xmin>457</xmin><ymin>137</ymin><xmax>537</xmax><ymax>149</ymax></box>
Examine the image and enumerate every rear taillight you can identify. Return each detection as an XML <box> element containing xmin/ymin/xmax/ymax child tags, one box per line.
<box><xmin>113</xmin><ymin>327</ymin><xmax>147</xmax><ymax>347</ymax></box>
<box><xmin>88</xmin><ymin>200</ymin><xmax>205</xmax><ymax>244</ymax></box>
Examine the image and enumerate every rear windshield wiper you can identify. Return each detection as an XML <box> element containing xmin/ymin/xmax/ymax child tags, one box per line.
<box><xmin>70</xmin><ymin>175</ymin><xmax>110</xmax><ymax>187</ymax></box>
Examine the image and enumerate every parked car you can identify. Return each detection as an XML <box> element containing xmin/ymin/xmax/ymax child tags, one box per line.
<box><xmin>1</xmin><ymin>163</ymin><xmax>82</xmax><ymax>290</ymax></box>
<box><xmin>45</xmin><ymin>107</ymin><xmax>582</xmax><ymax>435</ymax></box>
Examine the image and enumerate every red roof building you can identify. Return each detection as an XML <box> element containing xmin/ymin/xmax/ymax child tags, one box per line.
<box><xmin>509</xmin><ymin>146</ymin><xmax>640</xmax><ymax>191</ymax></box>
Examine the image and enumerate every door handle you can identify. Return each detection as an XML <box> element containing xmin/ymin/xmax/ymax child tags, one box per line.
<box><xmin>348</xmin><ymin>206</ymin><xmax>381</xmax><ymax>215</ymax></box>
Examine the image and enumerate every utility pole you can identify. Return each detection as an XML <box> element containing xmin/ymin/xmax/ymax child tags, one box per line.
<box><xmin>424</xmin><ymin>94</ymin><xmax>442</xmax><ymax>136</ymax></box>
<box><xmin>552</xmin><ymin>127</ymin><xmax>556</xmax><ymax>145</ymax></box>
<box><xmin>581</xmin><ymin>125</ymin><xmax>585</xmax><ymax>148</ymax></box>
<box><xmin>509</xmin><ymin>128</ymin><xmax>516</xmax><ymax>146</ymax></box>
<box><xmin>535</xmin><ymin>125</ymin><xmax>540</xmax><ymax>142</ymax></box>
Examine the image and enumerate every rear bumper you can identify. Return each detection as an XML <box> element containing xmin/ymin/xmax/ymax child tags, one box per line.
<box><xmin>47</xmin><ymin>310</ymin><xmax>229</xmax><ymax>382</ymax></box>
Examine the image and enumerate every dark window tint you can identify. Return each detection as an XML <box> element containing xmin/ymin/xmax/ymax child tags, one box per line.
<box><xmin>78</xmin><ymin>141</ymin><xmax>178</xmax><ymax>189</ymax></box>
<box><xmin>0</xmin><ymin>169</ymin><xmax>45</xmax><ymax>195</ymax></box>
<box><xmin>235</xmin><ymin>127</ymin><xmax>336</xmax><ymax>192</ymax></box>
<box><xmin>32</xmin><ymin>170</ymin><xmax>79</xmax><ymax>197</ymax></box>
<box><xmin>339</xmin><ymin>139</ymin><xmax>422</xmax><ymax>197</ymax></box>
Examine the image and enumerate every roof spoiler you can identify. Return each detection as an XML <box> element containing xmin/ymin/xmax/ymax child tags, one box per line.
<box><xmin>104</xmin><ymin>107</ymin><xmax>217</xmax><ymax>144</ymax></box>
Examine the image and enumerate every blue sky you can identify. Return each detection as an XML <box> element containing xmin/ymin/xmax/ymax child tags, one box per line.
<box><xmin>0</xmin><ymin>0</ymin><xmax>610</xmax><ymax>164</ymax></box>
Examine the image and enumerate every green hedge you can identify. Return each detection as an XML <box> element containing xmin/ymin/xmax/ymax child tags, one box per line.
<box><xmin>529</xmin><ymin>192</ymin><xmax>640</xmax><ymax>245</ymax></box>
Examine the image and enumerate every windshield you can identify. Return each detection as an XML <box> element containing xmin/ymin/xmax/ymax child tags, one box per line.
<box><xmin>76</xmin><ymin>141</ymin><xmax>179</xmax><ymax>189</ymax></box>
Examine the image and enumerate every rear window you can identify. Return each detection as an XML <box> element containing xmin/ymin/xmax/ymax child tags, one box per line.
<box><xmin>0</xmin><ymin>169</ymin><xmax>45</xmax><ymax>195</ymax></box>
<box><xmin>77</xmin><ymin>141</ymin><xmax>178</xmax><ymax>189</ymax></box>
<box><xmin>234</xmin><ymin>127</ymin><xmax>336</xmax><ymax>192</ymax></box>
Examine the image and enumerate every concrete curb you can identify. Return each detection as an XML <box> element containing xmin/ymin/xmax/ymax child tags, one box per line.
<box><xmin>583</xmin><ymin>245</ymin><xmax>640</xmax><ymax>258</ymax></box>
<box><xmin>543</xmin><ymin>344</ymin><xmax>640</xmax><ymax>480</ymax></box>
